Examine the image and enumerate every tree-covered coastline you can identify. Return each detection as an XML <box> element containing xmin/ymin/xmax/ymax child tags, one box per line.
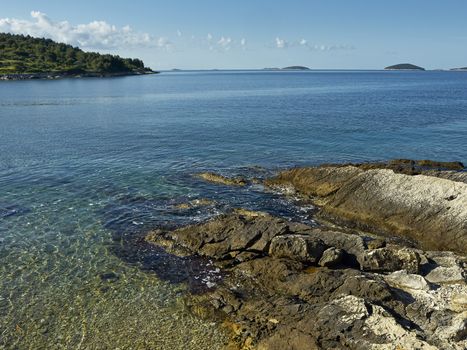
<box><xmin>0</xmin><ymin>33</ymin><xmax>154</xmax><ymax>79</ymax></box>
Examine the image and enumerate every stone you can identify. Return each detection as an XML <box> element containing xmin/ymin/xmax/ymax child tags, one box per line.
<box><xmin>366</xmin><ymin>238</ymin><xmax>386</xmax><ymax>250</ymax></box>
<box><xmin>425</xmin><ymin>266</ymin><xmax>466</xmax><ymax>284</ymax></box>
<box><xmin>450</xmin><ymin>294</ymin><xmax>467</xmax><ymax>313</ymax></box>
<box><xmin>385</xmin><ymin>270</ymin><xmax>430</xmax><ymax>291</ymax></box>
<box><xmin>292</xmin><ymin>227</ymin><xmax>367</xmax><ymax>268</ymax></box>
<box><xmin>197</xmin><ymin>172</ymin><xmax>248</xmax><ymax>186</ymax></box>
<box><xmin>269</xmin><ymin>235</ymin><xmax>327</xmax><ymax>263</ymax></box>
<box><xmin>435</xmin><ymin>312</ymin><xmax>467</xmax><ymax>342</ymax></box>
<box><xmin>318</xmin><ymin>247</ymin><xmax>344</xmax><ymax>267</ymax></box>
<box><xmin>360</xmin><ymin>247</ymin><xmax>421</xmax><ymax>273</ymax></box>
<box><xmin>317</xmin><ymin>295</ymin><xmax>370</xmax><ymax>328</ymax></box>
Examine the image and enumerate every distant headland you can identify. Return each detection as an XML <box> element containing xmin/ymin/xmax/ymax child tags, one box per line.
<box><xmin>282</xmin><ymin>66</ymin><xmax>311</xmax><ymax>70</ymax></box>
<box><xmin>0</xmin><ymin>33</ymin><xmax>156</xmax><ymax>80</ymax></box>
<box><xmin>384</xmin><ymin>63</ymin><xmax>425</xmax><ymax>71</ymax></box>
<box><xmin>263</xmin><ymin>66</ymin><xmax>311</xmax><ymax>71</ymax></box>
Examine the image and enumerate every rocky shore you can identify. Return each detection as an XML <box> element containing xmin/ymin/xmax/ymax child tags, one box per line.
<box><xmin>145</xmin><ymin>160</ymin><xmax>466</xmax><ymax>349</ymax></box>
<box><xmin>0</xmin><ymin>70</ymin><xmax>157</xmax><ymax>81</ymax></box>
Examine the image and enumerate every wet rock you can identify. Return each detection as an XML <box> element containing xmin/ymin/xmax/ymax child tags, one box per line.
<box><xmin>416</xmin><ymin>160</ymin><xmax>464</xmax><ymax>171</ymax></box>
<box><xmin>197</xmin><ymin>172</ymin><xmax>248</xmax><ymax>186</ymax></box>
<box><xmin>318</xmin><ymin>247</ymin><xmax>344</xmax><ymax>267</ymax></box>
<box><xmin>266</xmin><ymin>162</ymin><xmax>467</xmax><ymax>254</ymax></box>
<box><xmin>265</xmin><ymin>165</ymin><xmax>362</xmax><ymax>199</ymax></box>
<box><xmin>360</xmin><ymin>247</ymin><xmax>421</xmax><ymax>273</ymax></box>
<box><xmin>268</xmin><ymin>235</ymin><xmax>327</xmax><ymax>263</ymax></box>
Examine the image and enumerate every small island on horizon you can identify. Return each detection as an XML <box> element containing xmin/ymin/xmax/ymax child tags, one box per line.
<box><xmin>384</xmin><ymin>63</ymin><xmax>425</xmax><ymax>71</ymax></box>
<box><xmin>262</xmin><ymin>66</ymin><xmax>311</xmax><ymax>71</ymax></box>
<box><xmin>0</xmin><ymin>33</ymin><xmax>155</xmax><ymax>80</ymax></box>
<box><xmin>282</xmin><ymin>66</ymin><xmax>311</xmax><ymax>70</ymax></box>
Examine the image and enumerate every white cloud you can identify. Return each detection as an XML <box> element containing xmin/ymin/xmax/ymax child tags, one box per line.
<box><xmin>308</xmin><ymin>44</ymin><xmax>355</xmax><ymax>51</ymax></box>
<box><xmin>0</xmin><ymin>11</ymin><xmax>171</xmax><ymax>50</ymax></box>
<box><xmin>240</xmin><ymin>38</ymin><xmax>247</xmax><ymax>50</ymax></box>
<box><xmin>176</xmin><ymin>29</ymin><xmax>182</xmax><ymax>37</ymax></box>
<box><xmin>217</xmin><ymin>36</ymin><xmax>232</xmax><ymax>50</ymax></box>
<box><xmin>273</xmin><ymin>37</ymin><xmax>354</xmax><ymax>51</ymax></box>
<box><xmin>203</xmin><ymin>33</ymin><xmax>244</xmax><ymax>52</ymax></box>
<box><xmin>275</xmin><ymin>37</ymin><xmax>288</xmax><ymax>49</ymax></box>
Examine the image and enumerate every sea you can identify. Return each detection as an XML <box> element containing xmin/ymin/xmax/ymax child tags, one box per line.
<box><xmin>1</xmin><ymin>70</ymin><xmax>466</xmax><ymax>348</ymax></box>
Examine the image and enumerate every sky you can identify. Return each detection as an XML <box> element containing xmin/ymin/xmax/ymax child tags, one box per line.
<box><xmin>1</xmin><ymin>0</ymin><xmax>467</xmax><ymax>70</ymax></box>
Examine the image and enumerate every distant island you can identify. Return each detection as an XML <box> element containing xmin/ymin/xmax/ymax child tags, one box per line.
<box><xmin>0</xmin><ymin>33</ymin><xmax>155</xmax><ymax>80</ymax></box>
<box><xmin>282</xmin><ymin>66</ymin><xmax>311</xmax><ymax>70</ymax></box>
<box><xmin>262</xmin><ymin>66</ymin><xmax>311</xmax><ymax>71</ymax></box>
<box><xmin>450</xmin><ymin>67</ymin><xmax>467</xmax><ymax>71</ymax></box>
<box><xmin>384</xmin><ymin>63</ymin><xmax>425</xmax><ymax>71</ymax></box>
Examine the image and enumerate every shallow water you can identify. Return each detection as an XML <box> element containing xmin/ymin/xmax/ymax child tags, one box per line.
<box><xmin>1</xmin><ymin>70</ymin><xmax>467</xmax><ymax>348</ymax></box>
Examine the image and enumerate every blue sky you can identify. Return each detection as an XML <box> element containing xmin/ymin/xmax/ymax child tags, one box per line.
<box><xmin>1</xmin><ymin>0</ymin><xmax>467</xmax><ymax>70</ymax></box>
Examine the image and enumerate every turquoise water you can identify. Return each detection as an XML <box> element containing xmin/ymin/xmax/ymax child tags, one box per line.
<box><xmin>1</xmin><ymin>70</ymin><xmax>467</xmax><ymax>348</ymax></box>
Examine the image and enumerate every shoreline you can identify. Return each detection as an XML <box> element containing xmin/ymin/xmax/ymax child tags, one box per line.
<box><xmin>0</xmin><ymin>70</ymin><xmax>158</xmax><ymax>81</ymax></box>
<box><xmin>143</xmin><ymin>159</ymin><xmax>466</xmax><ymax>349</ymax></box>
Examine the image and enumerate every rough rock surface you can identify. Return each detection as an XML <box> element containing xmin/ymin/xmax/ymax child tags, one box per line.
<box><xmin>197</xmin><ymin>172</ymin><xmax>248</xmax><ymax>186</ymax></box>
<box><xmin>318</xmin><ymin>247</ymin><xmax>344</xmax><ymax>267</ymax></box>
<box><xmin>360</xmin><ymin>246</ymin><xmax>422</xmax><ymax>273</ymax></box>
<box><xmin>265</xmin><ymin>162</ymin><xmax>467</xmax><ymax>253</ymax></box>
<box><xmin>146</xmin><ymin>212</ymin><xmax>467</xmax><ymax>350</ymax></box>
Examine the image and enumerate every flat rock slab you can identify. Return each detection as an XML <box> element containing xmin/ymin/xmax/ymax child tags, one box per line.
<box><xmin>266</xmin><ymin>163</ymin><xmax>467</xmax><ymax>254</ymax></box>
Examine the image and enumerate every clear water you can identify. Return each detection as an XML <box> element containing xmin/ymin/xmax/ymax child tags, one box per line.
<box><xmin>1</xmin><ymin>70</ymin><xmax>466</xmax><ymax>348</ymax></box>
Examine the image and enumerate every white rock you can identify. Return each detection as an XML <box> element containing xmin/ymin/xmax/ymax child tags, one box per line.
<box><xmin>385</xmin><ymin>270</ymin><xmax>430</xmax><ymax>291</ymax></box>
<box><xmin>366</xmin><ymin>305</ymin><xmax>438</xmax><ymax>350</ymax></box>
<box><xmin>425</xmin><ymin>265</ymin><xmax>466</xmax><ymax>284</ymax></box>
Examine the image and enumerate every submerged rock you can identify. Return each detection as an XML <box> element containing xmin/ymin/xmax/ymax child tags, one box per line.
<box><xmin>175</xmin><ymin>198</ymin><xmax>216</xmax><ymax>209</ymax></box>
<box><xmin>197</xmin><ymin>172</ymin><xmax>248</xmax><ymax>186</ymax></box>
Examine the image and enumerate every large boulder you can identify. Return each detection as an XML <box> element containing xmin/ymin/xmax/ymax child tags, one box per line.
<box><xmin>360</xmin><ymin>247</ymin><xmax>422</xmax><ymax>273</ymax></box>
<box><xmin>385</xmin><ymin>270</ymin><xmax>430</xmax><ymax>292</ymax></box>
<box><xmin>266</xmin><ymin>164</ymin><xmax>467</xmax><ymax>254</ymax></box>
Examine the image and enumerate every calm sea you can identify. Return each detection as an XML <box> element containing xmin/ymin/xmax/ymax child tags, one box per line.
<box><xmin>1</xmin><ymin>70</ymin><xmax>466</xmax><ymax>348</ymax></box>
